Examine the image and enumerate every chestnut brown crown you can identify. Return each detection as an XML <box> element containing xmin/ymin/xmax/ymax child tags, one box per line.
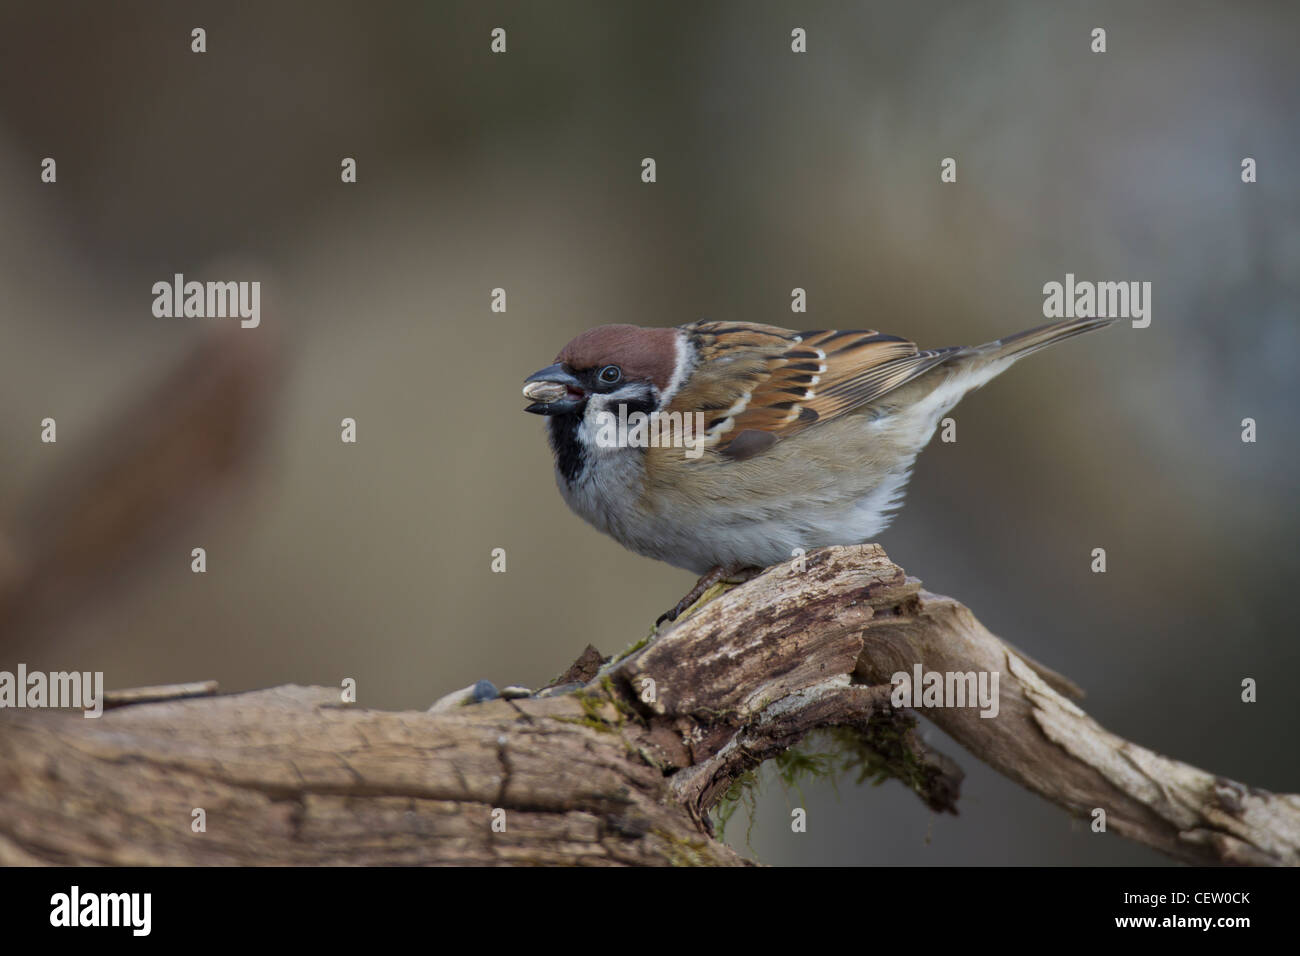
<box><xmin>555</xmin><ymin>324</ymin><xmax>678</xmax><ymax>390</ymax></box>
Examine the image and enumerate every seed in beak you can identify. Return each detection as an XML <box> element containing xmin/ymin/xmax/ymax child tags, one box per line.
<box><xmin>522</xmin><ymin>381</ymin><xmax>569</xmax><ymax>404</ymax></box>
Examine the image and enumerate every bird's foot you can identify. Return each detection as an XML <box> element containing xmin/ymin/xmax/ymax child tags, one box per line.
<box><xmin>655</xmin><ymin>563</ymin><xmax>763</xmax><ymax>628</ymax></box>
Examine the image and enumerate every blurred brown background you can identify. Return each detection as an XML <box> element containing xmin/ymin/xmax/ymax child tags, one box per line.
<box><xmin>1</xmin><ymin>0</ymin><xmax>1297</xmax><ymax>865</ymax></box>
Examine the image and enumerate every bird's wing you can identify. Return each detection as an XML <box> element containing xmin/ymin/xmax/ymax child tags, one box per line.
<box><xmin>669</xmin><ymin>321</ymin><xmax>959</xmax><ymax>459</ymax></box>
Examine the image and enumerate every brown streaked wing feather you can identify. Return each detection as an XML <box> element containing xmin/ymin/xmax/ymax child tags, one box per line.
<box><xmin>669</xmin><ymin>322</ymin><xmax>959</xmax><ymax>456</ymax></box>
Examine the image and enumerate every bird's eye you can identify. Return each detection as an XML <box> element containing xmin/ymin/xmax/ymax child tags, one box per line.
<box><xmin>597</xmin><ymin>365</ymin><xmax>623</xmax><ymax>385</ymax></box>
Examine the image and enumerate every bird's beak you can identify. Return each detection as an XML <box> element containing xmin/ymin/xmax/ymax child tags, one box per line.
<box><xmin>522</xmin><ymin>363</ymin><xmax>587</xmax><ymax>415</ymax></box>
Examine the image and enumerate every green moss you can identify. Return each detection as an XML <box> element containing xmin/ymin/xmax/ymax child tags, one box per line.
<box><xmin>599</xmin><ymin>675</ymin><xmax>645</xmax><ymax>723</ymax></box>
<box><xmin>552</xmin><ymin>714</ymin><xmax>615</xmax><ymax>734</ymax></box>
<box><xmin>823</xmin><ymin>722</ymin><xmax>934</xmax><ymax>799</ymax></box>
<box><xmin>556</xmin><ymin>679</ymin><xmax>647</xmax><ymax>735</ymax></box>
<box><xmin>711</xmin><ymin>717</ymin><xmax>930</xmax><ymax>855</ymax></box>
<box><xmin>613</xmin><ymin>634</ymin><xmax>651</xmax><ymax>663</ymax></box>
<box><xmin>552</xmin><ymin>688</ymin><xmax>623</xmax><ymax>734</ymax></box>
<box><xmin>678</xmin><ymin>581</ymin><xmax>733</xmax><ymax>621</ymax></box>
<box><xmin>645</xmin><ymin>578</ymin><xmax>743</xmax><ymax>637</ymax></box>
<box><xmin>652</xmin><ymin>828</ymin><xmax>720</xmax><ymax>867</ymax></box>
<box><xmin>714</xmin><ymin>769</ymin><xmax>762</xmax><ymax>846</ymax></box>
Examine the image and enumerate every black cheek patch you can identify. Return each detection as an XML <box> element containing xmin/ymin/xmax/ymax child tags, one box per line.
<box><xmin>615</xmin><ymin>397</ymin><xmax>657</xmax><ymax>417</ymax></box>
<box><xmin>548</xmin><ymin>412</ymin><xmax>586</xmax><ymax>483</ymax></box>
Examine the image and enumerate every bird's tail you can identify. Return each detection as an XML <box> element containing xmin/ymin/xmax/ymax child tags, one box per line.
<box><xmin>868</xmin><ymin>315</ymin><xmax>1115</xmax><ymax>427</ymax></box>
<box><xmin>911</xmin><ymin>315</ymin><xmax>1114</xmax><ymax>411</ymax></box>
<box><xmin>871</xmin><ymin>315</ymin><xmax>1114</xmax><ymax>458</ymax></box>
<box><xmin>976</xmin><ymin>316</ymin><xmax>1116</xmax><ymax>363</ymax></box>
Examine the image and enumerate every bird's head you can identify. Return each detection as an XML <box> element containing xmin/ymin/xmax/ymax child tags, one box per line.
<box><xmin>522</xmin><ymin>324</ymin><xmax>683</xmax><ymax>419</ymax></box>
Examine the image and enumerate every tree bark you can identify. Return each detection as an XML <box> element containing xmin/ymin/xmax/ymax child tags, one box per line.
<box><xmin>2</xmin><ymin>544</ymin><xmax>1296</xmax><ymax>866</ymax></box>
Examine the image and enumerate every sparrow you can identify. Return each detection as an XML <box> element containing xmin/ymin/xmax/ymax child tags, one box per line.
<box><xmin>523</xmin><ymin>317</ymin><xmax>1113</xmax><ymax>623</ymax></box>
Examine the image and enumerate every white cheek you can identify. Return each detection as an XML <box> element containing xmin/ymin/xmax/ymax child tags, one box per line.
<box><xmin>581</xmin><ymin>395</ymin><xmax>610</xmax><ymax>426</ymax></box>
<box><xmin>578</xmin><ymin>399</ymin><xmax>616</xmax><ymax>457</ymax></box>
<box><xmin>580</xmin><ymin>390</ymin><xmax>655</xmax><ymax>458</ymax></box>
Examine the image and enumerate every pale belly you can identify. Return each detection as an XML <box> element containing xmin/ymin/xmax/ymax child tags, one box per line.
<box><xmin>557</xmin><ymin>420</ymin><xmax>920</xmax><ymax>574</ymax></box>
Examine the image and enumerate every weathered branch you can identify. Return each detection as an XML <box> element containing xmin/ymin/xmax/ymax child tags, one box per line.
<box><xmin>3</xmin><ymin>544</ymin><xmax>1296</xmax><ymax>866</ymax></box>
